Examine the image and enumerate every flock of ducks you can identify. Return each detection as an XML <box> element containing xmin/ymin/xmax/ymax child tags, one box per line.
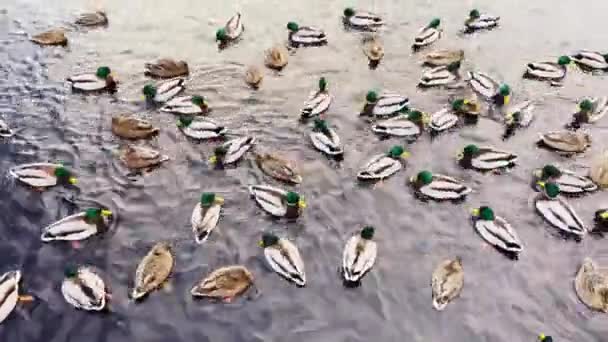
<box><xmin>1</xmin><ymin>7</ymin><xmax>608</xmax><ymax>340</ymax></box>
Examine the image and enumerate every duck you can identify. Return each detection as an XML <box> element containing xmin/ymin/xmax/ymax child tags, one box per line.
<box><xmin>9</xmin><ymin>163</ymin><xmax>77</xmax><ymax>188</ymax></box>
<box><xmin>362</xmin><ymin>37</ymin><xmax>384</xmax><ymax>68</ymax></box>
<box><xmin>467</xmin><ymin>72</ymin><xmax>511</xmax><ymax>106</ymax></box>
<box><xmin>371</xmin><ymin>110</ymin><xmax>428</xmax><ymax>140</ymax></box>
<box><xmin>410</xmin><ymin>170</ymin><xmax>472</xmax><ymax>201</ymax></box>
<box><xmin>209</xmin><ymin>136</ymin><xmax>256</xmax><ymax>166</ymax></box>
<box><xmin>342</xmin><ymin>8</ymin><xmax>384</xmax><ymax>31</ymax></box>
<box><xmin>67</xmin><ymin>66</ymin><xmax>117</xmax><ymax>92</ymax></box>
<box><xmin>458</xmin><ymin>144</ymin><xmax>517</xmax><ymax>171</ymax></box>
<box><xmin>503</xmin><ymin>100</ymin><xmax>534</xmax><ymax>139</ymax></box>
<box><xmin>357</xmin><ymin>145</ymin><xmax>410</xmax><ymax>181</ymax></box>
<box><xmin>423</xmin><ymin>49</ymin><xmax>465</xmax><ymax>67</ymax></box>
<box><xmin>264</xmin><ymin>46</ymin><xmax>288</xmax><ymax>70</ymax></box>
<box><xmin>595</xmin><ymin>209</ymin><xmax>608</xmax><ymax>232</ymax></box>
<box><xmin>190</xmin><ymin>265</ymin><xmax>254</xmax><ymax>301</ymax></box>
<box><xmin>191</xmin><ymin>192</ymin><xmax>224</xmax><ymax>244</ymax></box>
<box><xmin>177</xmin><ymin>116</ymin><xmax>226</xmax><ymax>140</ymax></box>
<box><xmin>574</xmin><ymin>258</ymin><xmax>608</xmax><ymax>312</ymax></box>
<box><xmin>569</xmin><ymin>97</ymin><xmax>607</xmax><ymax>128</ymax></box>
<box><xmin>418</xmin><ymin>62</ymin><xmax>461</xmax><ymax>87</ymax></box>
<box><xmin>245</xmin><ymin>66</ymin><xmax>263</xmax><ymax>88</ymax></box>
<box><xmin>249</xmin><ymin>185</ymin><xmax>306</xmax><ymax>219</ymax></box>
<box><xmin>0</xmin><ymin>270</ymin><xmax>22</xmax><ymax>323</ymax></box>
<box><xmin>535</xmin><ymin>182</ymin><xmax>586</xmax><ymax>237</ymax></box>
<box><xmin>287</xmin><ymin>21</ymin><xmax>327</xmax><ymax>47</ymax></box>
<box><xmin>429</xmin><ymin>107</ymin><xmax>459</xmax><ymax>133</ymax></box>
<box><xmin>120</xmin><ymin>145</ymin><xmax>168</xmax><ymax>170</ymax></box>
<box><xmin>532</xmin><ymin>164</ymin><xmax>597</xmax><ymax>195</ymax></box>
<box><xmin>259</xmin><ymin>233</ymin><xmax>306</xmax><ymax>286</ymax></box>
<box><xmin>412</xmin><ymin>18</ymin><xmax>442</xmax><ymax>50</ymax></box>
<box><xmin>361</xmin><ymin>91</ymin><xmax>409</xmax><ymax>118</ymax></box>
<box><xmin>255</xmin><ymin>153</ymin><xmax>302</xmax><ymax>184</ymax></box>
<box><xmin>0</xmin><ymin>118</ymin><xmax>13</xmax><ymax>138</ymax></box>
<box><xmin>309</xmin><ymin>119</ymin><xmax>343</xmax><ymax>157</ymax></box>
<box><xmin>570</xmin><ymin>50</ymin><xmax>608</xmax><ymax>71</ymax></box>
<box><xmin>537</xmin><ymin>130</ymin><xmax>591</xmax><ymax>153</ymax></box>
<box><xmin>590</xmin><ymin>150</ymin><xmax>608</xmax><ymax>188</ymax></box>
<box><xmin>111</xmin><ymin>115</ymin><xmax>159</xmax><ymax>139</ymax></box>
<box><xmin>301</xmin><ymin>77</ymin><xmax>332</xmax><ymax>118</ymax></box>
<box><xmin>61</xmin><ymin>266</ymin><xmax>106</xmax><ymax>311</ymax></box>
<box><xmin>524</xmin><ymin>56</ymin><xmax>572</xmax><ymax>82</ymax></box>
<box><xmin>160</xmin><ymin>95</ymin><xmax>210</xmax><ymax>115</ymax></box>
<box><xmin>75</xmin><ymin>11</ymin><xmax>108</xmax><ymax>27</ymax></box>
<box><xmin>342</xmin><ymin>226</ymin><xmax>377</xmax><ymax>283</ymax></box>
<box><xmin>132</xmin><ymin>242</ymin><xmax>174</xmax><ymax>300</ymax></box>
<box><xmin>464</xmin><ymin>9</ymin><xmax>499</xmax><ymax>32</ymax></box>
<box><xmin>41</xmin><ymin>208</ymin><xmax>113</xmax><ymax>242</ymax></box>
<box><xmin>144</xmin><ymin>59</ymin><xmax>189</xmax><ymax>78</ymax></box>
<box><xmin>471</xmin><ymin>206</ymin><xmax>522</xmax><ymax>256</ymax></box>
<box><xmin>216</xmin><ymin>13</ymin><xmax>244</xmax><ymax>47</ymax></box>
<box><xmin>143</xmin><ymin>78</ymin><xmax>185</xmax><ymax>103</ymax></box>
<box><xmin>431</xmin><ymin>257</ymin><xmax>464</xmax><ymax>311</ymax></box>
<box><xmin>30</xmin><ymin>29</ymin><xmax>67</xmax><ymax>46</ymax></box>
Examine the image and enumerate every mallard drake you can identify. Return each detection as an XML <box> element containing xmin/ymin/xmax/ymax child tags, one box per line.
<box><xmin>503</xmin><ymin>100</ymin><xmax>534</xmax><ymax>138</ymax></box>
<box><xmin>209</xmin><ymin>136</ymin><xmax>256</xmax><ymax>166</ymax></box>
<box><xmin>423</xmin><ymin>49</ymin><xmax>464</xmax><ymax>67</ymax></box>
<box><xmin>342</xmin><ymin>8</ymin><xmax>384</xmax><ymax>31</ymax></box>
<box><xmin>357</xmin><ymin>145</ymin><xmax>410</xmax><ymax>181</ymax></box>
<box><xmin>9</xmin><ymin>163</ymin><xmax>77</xmax><ymax>188</ymax></box>
<box><xmin>371</xmin><ymin>110</ymin><xmax>428</xmax><ymax>140</ymax></box>
<box><xmin>410</xmin><ymin>170</ymin><xmax>472</xmax><ymax>201</ymax></box>
<box><xmin>569</xmin><ymin>98</ymin><xmax>607</xmax><ymax>128</ymax></box>
<box><xmin>595</xmin><ymin>209</ymin><xmax>608</xmax><ymax>232</ymax></box>
<box><xmin>538</xmin><ymin>130</ymin><xmax>591</xmax><ymax>153</ymax></box>
<box><xmin>590</xmin><ymin>151</ymin><xmax>608</xmax><ymax>188</ymax></box>
<box><xmin>160</xmin><ymin>95</ymin><xmax>210</xmax><ymax>115</ymax></box>
<box><xmin>67</xmin><ymin>66</ymin><xmax>117</xmax><ymax>92</ymax></box>
<box><xmin>177</xmin><ymin>116</ymin><xmax>226</xmax><ymax>140</ymax></box>
<box><xmin>361</xmin><ymin>91</ymin><xmax>409</xmax><ymax>118</ymax></box>
<box><xmin>132</xmin><ymin>242</ymin><xmax>174</xmax><ymax>300</ymax></box>
<box><xmin>418</xmin><ymin>62</ymin><xmax>461</xmax><ymax>87</ymax></box>
<box><xmin>120</xmin><ymin>145</ymin><xmax>168</xmax><ymax>170</ymax></box>
<box><xmin>75</xmin><ymin>11</ymin><xmax>108</xmax><ymax>27</ymax></box>
<box><xmin>342</xmin><ymin>226</ymin><xmax>377</xmax><ymax>283</ymax></box>
<box><xmin>30</xmin><ymin>29</ymin><xmax>67</xmax><ymax>46</ymax></box>
<box><xmin>0</xmin><ymin>271</ymin><xmax>21</xmax><ymax>323</ymax></box>
<box><xmin>412</xmin><ymin>18</ymin><xmax>442</xmax><ymax>50</ymax></box>
<box><xmin>61</xmin><ymin>266</ymin><xmax>106</xmax><ymax>311</ymax></box>
<box><xmin>467</xmin><ymin>72</ymin><xmax>511</xmax><ymax>105</ymax></box>
<box><xmin>111</xmin><ymin>115</ymin><xmax>159</xmax><ymax>139</ymax></box>
<box><xmin>574</xmin><ymin>258</ymin><xmax>608</xmax><ymax>312</ymax></box>
<box><xmin>0</xmin><ymin>118</ymin><xmax>13</xmax><ymax>138</ymax></box>
<box><xmin>144</xmin><ymin>59</ymin><xmax>189</xmax><ymax>78</ymax></box>
<box><xmin>309</xmin><ymin>119</ymin><xmax>343</xmax><ymax>157</ymax></box>
<box><xmin>431</xmin><ymin>257</ymin><xmax>464</xmax><ymax>311</ymax></box>
<box><xmin>570</xmin><ymin>50</ymin><xmax>608</xmax><ymax>71</ymax></box>
<box><xmin>533</xmin><ymin>164</ymin><xmax>597</xmax><ymax>195</ymax></box>
<box><xmin>287</xmin><ymin>22</ymin><xmax>327</xmax><ymax>47</ymax></box>
<box><xmin>42</xmin><ymin>208</ymin><xmax>112</xmax><ymax>242</ymax></box>
<box><xmin>264</xmin><ymin>46</ymin><xmax>288</xmax><ymax>70</ymax></box>
<box><xmin>525</xmin><ymin>56</ymin><xmax>572</xmax><ymax>82</ymax></box>
<box><xmin>249</xmin><ymin>185</ymin><xmax>306</xmax><ymax>218</ymax></box>
<box><xmin>535</xmin><ymin>182</ymin><xmax>586</xmax><ymax>237</ymax></box>
<box><xmin>301</xmin><ymin>77</ymin><xmax>332</xmax><ymax>118</ymax></box>
<box><xmin>457</xmin><ymin>144</ymin><xmax>517</xmax><ymax>171</ymax></box>
<box><xmin>143</xmin><ymin>78</ymin><xmax>185</xmax><ymax>103</ymax></box>
<box><xmin>216</xmin><ymin>13</ymin><xmax>244</xmax><ymax>46</ymax></box>
<box><xmin>245</xmin><ymin>66</ymin><xmax>263</xmax><ymax>88</ymax></box>
<box><xmin>471</xmin><ymin>206</ymin><xmax>522</xmax><ymax>256</ymax></box>
<box><xmin>429</xmin><ymin>108</ymin><xmax>459</xmax><ymax>133</ymax></box>
<box><xmin>191</xmin><ymin>193</ymin><xmax>223</xmax><ymax>243</ymax></box>
<box><xmin>464</xmin><ymin>9</ymin><xmax>499</xmax><ymax>32</ymax></box>
<box><xmin>255</xmin><ymin>153</ymin><xmax>302</xmax><ymax>184</ymax></box>
<box><xmin>362</xmin><ymin>37</ymin><xmax>384</xmax><ymax>67</ymax></box>
<box><xmin>259</xmin><ymin>233</ymin><xmax>306</xmax><ymax>286</ymax></box>
<box><xmin>191</xmin><ymin>265</ymin><xmax>254</xmax><ymax>301</ymax></box>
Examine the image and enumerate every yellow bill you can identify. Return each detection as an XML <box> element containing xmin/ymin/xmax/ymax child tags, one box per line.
<box><xmin>471</xmin><ymin>208</ymin><xmax>480</xmax><ymax>216</ymax></box>
<box><xmin>101</xmin><ymin>209</ymin><xmax>113</xmax><ymax>217</ymax></box>
<box><xmin>400</xmin><ymin>151</ymin><xmax>411</xmax><ymax>159</ymax></box>
<box><xmin>537</xmin><ymin>181</ymin><xmax>546</xmax><ymax>188</ymax></box>
<box><xmin>298</xmin><ymin>199</ymin><xmax>307</xmax><ymax>209</ymax></box>
<box><xmin>208</xmin><ymin>155</ymin><xmax>217</xmax><ymax>164</ymax></box>
<box><xmin>600</xmin><ymin>211</ymin><xmax>608</xmax><ymax>219</ymax></box>
<box><xmin>216</xmin><ymin>196</ymin><xmax>225</xmax><ymax>204</ymax></box>
<box><xmin>69</xmin><ymin>177</ymin><xmax>78</xmax><ymax>185</ymax></box>
<box><xmin>421</xmin><ymin>112</ymin><xmax>431</xmax><ymax>125</ymax></box>
<box><xmin>503</xmin><ymin>95</ymin><xmax>510</xmax><ymax>106</ymax></box>
<box><xmin>258</xmin><ymin>240</ymin><xmax>264</xmax><ymax>247</ymax></box>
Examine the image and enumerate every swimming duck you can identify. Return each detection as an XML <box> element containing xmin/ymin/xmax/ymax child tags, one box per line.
<box><xmin>209</xmin><ymin>136</ymin><xmax>256</xmax><ymax>166</ymax></box>
<box><xmin>538</xmin><ymin>130</ymin><xmax>591</xmax><ymax>153</ymax></box>
<box><xmin>371</xmin><ymin>110</ymin><xmax>428</xmax><ymax>140</ymax></box>
<box><xmin>302</xmin><ymin>77</ymin><xmax>332</xmax><ymax>118</ymax></box>
<box><xmin>525</xmin><ymin>56</ymin><xmax>572</xmax><ymax>82</ymax></box>
<box><xmin>423</xmin><ymin>49</ymin><xmax>465</xmax><ymax>67</ymax></box>
<box><xmin>570</xmin><ymin>50</ymin><xmax>608</xmax><ymax>71</ymax></box>
<box><xmin>120</xmin><ymin>145</ymin><xmax>168</xmax><ymax>170</ymax></box>
<box><xmin>0</xmin><ymin>271</ymin><xmax>22</xmax><ymax>323</ymax></box>
<box><xmin>111</xmin><ymin>115</ymin><xmax>159</xmax><ymax>139</ymax></box>
<box><xmin>357</xmin><ymin>145</ymin><xmax>410</xmax><ymax>181</ymax></box>
<box><xmin>361</xmin><ymin>91</ymin><xmax>409</xmax><ymax>118</ymax></box>
<box><xmin>471</xmin><ymin>206</ymin><xmax>522</xmax><ymax>256</ymax></box>
<box><xmin>191</xmin><ymin>192</ymin><xmax>223</xmax><ymax>244</ymax></box>
<box><xmin>342</xmin><ymin>8</ymin><xmax>384</xmax><ymax>31</ymax></box>
<box><xmin>464</xmin><ymin>9</ymin><xmax>499</xmax><ymax>32</ymax></box>
<box><xmin>595</xmin><ymin>209</ymin><xmax>608</xmax><ymax>232</ymax></box>
<box><xmin>362</xmin><ymin>37</ymin><xmax>384</xmax><ymax>68</ymax></box>
<box><xmin>216</xmin><ymin>13</ymin><xmax>244</xmax><ymax>47</ymax></box>
<box><xmin>412</xmin><ymin>18</ymin><xmax>442</xmax><ymax>50</ymax></box>
<box><xmin>535</xmin><ymin>182</ymin><xmax>586</xmax><ymax>237</ymax></box>
<box><xmin>287</xmin><ymin>21</ymin><xmax>327</xmax><ymax>47</ymax></box>
<box><xmin>569</xmin><ymin>98</ymin><xmax>607</xmax><ymax>128</ymax></box>
<box><xmin>61</xmin><ymin>266</ymin><xmax>106</xmax><ymax>311</ymax></box>
<box><xmin>30</xmin><ymin>29</ymin><xmax>67</xmax><ymax>46</ymax></box>
<box><xmin>143</xmin><ymin>78</ymin><xmax>185</xmax><ymax>103</ymax></box>
<box><xmin>75</xmin><ymin>11</ymin><xmax>108</xmax><ymax>27</ymax></box>
<box><xmin>255</xmin><ymin>153</ymin><xmax>302</xmax><ymax>184</ymax></box>
<box><xmin>67</xmin><ymin>66</ymin><xmax>117</xmax><ymax>92</ymax></box>
<box><xmin>259</xmin><ymin>233</ymin><xmax>306</xmax><ymax>286</ymax></box>
<box><xmin>457</xmin><ymin>144</ymin><xmax>517</xmax><ymax>171</ymax></box>
<box><xmin>249</xmin><ymin>185</ymin><xmax>306</xmax><ymax>219</ymax></box>
<box><xmin>532</xmin><ymin>164</ymin><xmax>597</xmax><ymax>195</ymax></box>
<box><xmin>0</xmin><ymin>118</ymin><xmax>13</xmax><ymax>138</ymax></box>
<box><xmin>160</xmin><ymin>95</ymin><xmax>210</xmax><ymax>115</ymax></box>
<box><xmin>429</xmin><ymin>108</ymin><xmax>460</xmax><ymax>133</ymax></box>
<box><xmin>9</xmin><ymin>163</ymin><xmax>77</xmax><ymax>188</ymax></box>
<box><xmin>144</xmin><ymin>59</ymin><xmax>189</xmax><ymax>78</ymax></box>
<box><xmin>503</xmin><ymin>100</ymin><xmax>534</xmax><ymax>139</ymax></box>
<box><xmin>431</xmin><ymin>257</ymin><xmax>464</xmax><ymax>311</ymax></box>
<box><xmin>41</xmin><ymin>208</ymin><xmax>112</xmax><ymax>242</ymax></box>
<box><xmin>590</xmin><ymin>151</ymin><xmax>608</xmax><ymax>188</ymax></box>
<box><xmin>177</xmin><ymin>116</ymin><xmax>226</xmax><ymax>140</ymax></box>
<box><xmin>309</xmin><ymin>119</ymin><xmax>343</xmax><ymax>157</ymax></box>
<box><xmin>191</xmin><ymin>265</ymin><xmax>254</xmax><ymax>301</ymax></box>
<box><xmin>574</xmin><ymin>258</ymin><xmax>608</xmax><ymax>312</ymax></box>
<box><xmin>132</xmin><ymin>242</ymin><xmax>174</xmax><ymax>300</ymax></box>
<box><xmin>342</xmin><ymin>226</ymin><xmax>377</xmax><ymax>283</ymax></box>
<box><xmin>467</xmin><ymin>72</ymin><xmax>510</xmax><ymax>105</ymax></box>
<box><xmin>410</xmin><ymin>170</ymin><xmax>472</xmax><ymax>201</ymax></box>
<box><xmin>264</xmin><ymin>46</ymin><xmax>288</xmax><ymax>70</ymax></box>
<box><xmin>245</xmin><ymin>66</ymin><xmax>263</xmax><ymax>89</ymax></box>
<box><xmin>418</xmin><ymin>62</ymin><xmax>461</xmax><ymax>87</ymax></box>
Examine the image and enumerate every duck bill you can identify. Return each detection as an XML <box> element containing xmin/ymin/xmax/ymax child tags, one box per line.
<box><xmin>421</xmin><ymin>112</ymin><xmax>431</xmax><ymax>125</ymax></box>
<box><xmin>600</xmin><ymin>212</ymin><xmax>608</xmax><ymax>219</ymax></box>
<box><xmin>503</xmin><ymin>95</ymin><xmax>510</xmax><ymax>106</ymax></box>
<box><xmin>208</xmin><ymin>155</ymin><xmax>218</xmax><ymax>164</ymax></box>
<box><xmin>101</xmin><ymin>209</ymin><xmax>113</xmax><ymax>217</ymax></box>
<box><xmin>257</xmin><ymin>240</ymin><xmax>264</xmax><ymax>247</ymax></box>
<box><xmin>298</xmin><ymin>200</ymin><xmax>307</xmax><ymax>209</ymax></box>
<box><xmin>215</xmin><ymin>196</ymin><xmax>225</xmax><ymax>205</ymax></box>
<box><xmin>536</xmin><ymin>181</ymin><xmax>546</xmax><ymax>188</ymax></box>
<box><xmin>400</xmin><ymin>151</ymin><xmax>411</xmax><ymax>159</ymax></box>
<box><xmin>68</xmin><ymin>177</ymin><xmax>78</xmax><ymax>185</ymax></box>
<box><xmin>471</xmin><ymin>208</ymin><xmax>480</xmax><ymax>217</ymax></box>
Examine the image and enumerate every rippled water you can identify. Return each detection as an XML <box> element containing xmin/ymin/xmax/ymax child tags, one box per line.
<box><xmin>1</xmin><ymin>1</ymin><xmax>608</xmax><ymax>341</ymax></box>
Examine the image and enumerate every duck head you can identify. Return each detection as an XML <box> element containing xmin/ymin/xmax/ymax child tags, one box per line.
<box><xmin>177</xmin><ymin>116</ymin><xmax>193</xmax><ymax>128</ymax></box>
<box><xmin>285</xmin><ymin>191</ymin><xmax>306</xmax><ymax>218</ymax></box>
<box><xmin>458</xmin><ymin>144</ymin><xmax>479</xmax><ymax>167</ymax></box>
<box><xmin>84</xmin><ymin>207</ymin><xmax>112</xmax><ymax>225</ymax></box>
<box><xmin>472</xmin><ymin>206</ymin><xmax>495</xmax><ymax>221</ymax></box>
<box><xmin>469</xmin><ymin>9</ymin><xmax>481</xmax><ymax>19</ymax></box>
<box><xmin>287</xmin><ymin>22</ymin><xmax>299</xmax><ymax>32</ymax></box>
<box><xmin>537</xmin><ymin>181</ymin><xmax>560</xmax><ymax>199</ymax></box>
<box><xmin>55</xmin><ymin>166</ymin><xmax>77</xmax><ymax>185</ymax></box>
<box><xmin>361</xmin><ymin>226</ymin><xmax>375</xmax><ymax>240</ymax></box>
<box><xmin>387</xmin><ymin>145</ymin><xmax>410</xmax><ymax>159</ymax></box>
<box><xmin>313</xmin><ymin>118</ymin><xmax>330</xmax><ymax>134</ymax></box>
<box><xmin>216</xmin><ymin>28</ymin><xmax>228</xmax><ymax>42</ymax></box>
<box><xmin>318</xmin><ymin>77</ymin><xmax>327</xmax><ymax>92</ymax></box>
<box><xmin>344</xmin><ymin>8</ymin><xmax>355</xmax><ymax>18</ymax></box>
<box><xmin>142</xmin><ymin>84</ymin><xmax>157</xmax><ymax>101</ymax></box>
<box><xmin>494</xmin><ymin>84</ymin><xmax>511</xmax><ymax>106</ymax></box>
<box><xmin>209</xmin><ymin>146</ymin><xmax>227</xmax><ymax>166</ymax></box>
<box><xmin>200</xmin><ymin>192</ymin><xmax>223</xmax><ymax>207</ymax></box>
<box><xmin>427</xmin><ymin>18</ymin><xmax>441</xmax><ymax>29</ymax></box>
<box><xmin>96</xmin><ymin>66</ymin><xmax>117</xmax><ymax>89</ymax></box>
<box><xmin>536</xmin><ymin>164</ymin><xmax>562</xmax><ymax>180</ymax></box>
<box><xmin>64</xmin><ymin>265</ymin><xmax>79</xmax><ymax>279</ymax></box>
<box><xmin>191</xmin><ymin>95</ymin><xmax>208</xmax><ymax>111</ymax></box>
<box><xmin>412</xmin><ymin>170</ymin><xmax>434</xmax><ymax>187</ymax></box>
<box><xmin>557</xmin><ymin>55</ymin><xmax>572</xmax><ymax>66</ymax></box>
<box><xmin>259</xmin><ymin>233</ymin><xmax>279</xmax><ymax>248</ymax></box>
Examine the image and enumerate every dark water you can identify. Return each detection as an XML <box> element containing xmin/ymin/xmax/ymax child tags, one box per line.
<box><xmin>1</xmin><ymin>1</ymin><xmax>608</xmax><ymax>341</ymax></box>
